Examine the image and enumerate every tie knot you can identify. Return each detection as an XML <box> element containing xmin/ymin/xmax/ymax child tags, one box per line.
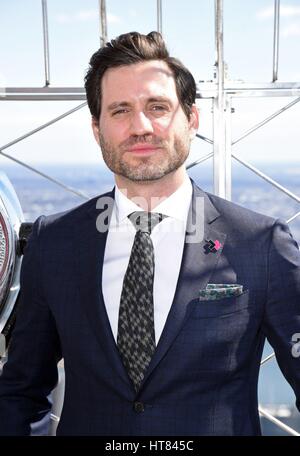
<box><xmin>128</xmin><ymin>211</ymin><xmax>165</xmax><ymax>234</ymax></box>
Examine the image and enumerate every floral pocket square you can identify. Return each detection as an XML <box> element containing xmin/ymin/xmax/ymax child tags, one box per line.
<box><xmin>199</xmin><ymin>284</ymin><xmax>244</xmax><ymax>301</ymax></box>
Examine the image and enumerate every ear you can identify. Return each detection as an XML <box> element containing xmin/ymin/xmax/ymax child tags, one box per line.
<box><xmin>188</xmin><ymin>104</ymin><xmax>199</xmax><ymax>139</ymax></box>
<box><xmin>91</xmin><ymin>116</ymin><xmax>100</xmax><ymax>146</ymax></box>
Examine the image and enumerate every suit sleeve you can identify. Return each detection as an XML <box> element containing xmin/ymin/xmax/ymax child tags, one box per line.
<box><xmin>0</xmin><ymin>216</ymin><xmax>62</xmax><ymax>435</ymax></box>
<box><xmin>262</xmin><ymin>219</ymin><xmax>300</xmax><ymax>411</ymax></box>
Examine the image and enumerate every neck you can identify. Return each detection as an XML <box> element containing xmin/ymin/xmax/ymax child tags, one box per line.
<box><xmin>115</xmin><ymin>166</ymin><xmax>188</xmax><ymax>211</ymax></box>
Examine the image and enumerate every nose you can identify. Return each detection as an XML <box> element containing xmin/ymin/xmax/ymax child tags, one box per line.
<box><xmin>129</xmin><ymin>111</ymin><xmax>154</xmax><ymax>136</ymax></box>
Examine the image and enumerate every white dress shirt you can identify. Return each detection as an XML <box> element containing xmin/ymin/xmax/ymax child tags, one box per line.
<box><xmin>102</xmin><ymin>173</ymin><xmax>192</xmax><ymax>344</ymax></box>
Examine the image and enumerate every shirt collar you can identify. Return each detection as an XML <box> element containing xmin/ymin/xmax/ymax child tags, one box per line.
<box><xmin>114</xmin><ymin>173</ymin><xmax>192</xmax><ymax>225</ymax></box>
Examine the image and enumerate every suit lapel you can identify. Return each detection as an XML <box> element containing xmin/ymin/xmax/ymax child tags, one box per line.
<box><xmin>141</xmin><ymin>182</ymin><xmax>226</xmax><ymax>388</ymax></box>
<box><xmin>75</xmin><ymin>189</ymin><xmax>133</xmax><ymax>389</ymax></box>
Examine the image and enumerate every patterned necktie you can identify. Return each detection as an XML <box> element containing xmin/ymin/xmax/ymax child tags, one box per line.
<box><xmin>117</xmin><ymin>211</ymin><xmax>165</xmax><ymax>392</ymax></box>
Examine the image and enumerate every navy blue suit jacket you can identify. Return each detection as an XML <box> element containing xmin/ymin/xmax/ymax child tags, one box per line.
<box><xmin>0</xmin><ymin>181</ymin><xmax>299</xmax><ymax>435</ymax></box>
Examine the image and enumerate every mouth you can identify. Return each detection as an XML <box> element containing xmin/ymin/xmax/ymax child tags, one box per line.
<box><xmin>125</xmin><ymin>145</ymin><xmax>162</xmax><ymax>155</ymax></box>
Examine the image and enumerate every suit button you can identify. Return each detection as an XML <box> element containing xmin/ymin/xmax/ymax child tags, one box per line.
<box><xmin>133</xmin><ymin>401</ymin><xmax>145</xmax><ymax>413</ymax></box>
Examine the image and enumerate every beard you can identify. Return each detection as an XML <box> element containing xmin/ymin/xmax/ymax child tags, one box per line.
<box><xmin>99</xmin><ymin>131</ymin><xmax>191</xmax><ymax>182</ymax></box>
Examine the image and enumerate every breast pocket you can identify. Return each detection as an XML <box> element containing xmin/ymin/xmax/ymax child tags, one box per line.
<box><xmin>171</xmin><ymin>290</ymin><xmax>254</xmax><ymax>377</ymax></box>
<box><xmin>190</xmin><ymin>289</ymin><xmax>250</xmax><ymax>319</ymax></box>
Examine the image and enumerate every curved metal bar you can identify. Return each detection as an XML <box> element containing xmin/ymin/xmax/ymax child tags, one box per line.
<box><xmin>1</xmin><ymin>87</ymin><xmax>86</xmax><ymax>101</ymax></box>
<box><xmin>232</xmin><ymin>96</ymin><xmax>300</xmax><ymax>146</ymax></box>
<box><xmin>232</xmin><ymin>154</ymin><xmax>300</xmax><ymax>203</ymax></box>
<box><xmin>3</xmin><ymin>87</ymin><xmax>85</xmax><ymax>94</ymax></box>
<box><xmin>286</xmin><ymin>211</ymin><xmax>300</xmax><ymax>224</ymax></box>
<box><xmin>186</xmin><ymin>152</ymin><xmax>213</xmax><ymax>170</ymax></box>
<box><xmin>99</xmin><ymin>0</ymin><xmax>107</xmax><ymax>48</ymax></box>
<box><xmin>4</xmin><ymin>95</ymin><xmax>86</xmax><ymax>101</ymax></box>
<box><xmin>196</xmin><ymin>133</ymin><xmax>213</xmax><ymax>144</ymax></box>
<box><xmin>259</xmin><ymin>406</ymin><xmax>300</xmax><ymax>436</ymax></box>
<box><xmin>261</xmin><ymin>352</ymin><xmax>275</xmax><ymax>366</ymax></box>
<box><xmin>0</xmin><ymin>151</ymin><xmax>89</xmax><ymax>200</ymax></box>
<box><xmin>157</xmin><ymin>0</ymin><xmax>163</xmax><ymax>34</ymax></box>
<box><xmin>272</xmin><ymin>0</ymin><xmax>280</xmax><ymax>82</ymax></box>
<box><xmin>0</xmin><ymin>102</ymin><xmax>87</xmax><ymax>153</ymax></box>
<box><xmin>214</xmin><ymin>0</ymin><xmax>228</xmax><ymax>199</ymax></box>
<box><xmin>41</xmin><ymin>0</ymin><xmax>50</xmax><ymax>87</ymax></box>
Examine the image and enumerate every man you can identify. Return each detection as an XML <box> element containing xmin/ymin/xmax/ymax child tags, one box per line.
<box><xmin>0</xmin><ymin>31</ymin><xmax>299</xmax><ymax>436</ymax></box>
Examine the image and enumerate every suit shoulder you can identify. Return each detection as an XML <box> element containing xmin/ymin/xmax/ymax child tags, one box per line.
<box><xmin>206</xmin><ymin>191</ymin><xmax>278</xmax><ymax>230</ymax></box>
<box><xmin>31</xmin><ymin>189</ymin><xmax>114</xmax><ymax>240</ymax></box>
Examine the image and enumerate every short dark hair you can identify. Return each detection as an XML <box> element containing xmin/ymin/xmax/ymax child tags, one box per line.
<box><xmin>84</xmin><ymin>31</ymin><xmax>196</xmax><ymax>120</ymax></box>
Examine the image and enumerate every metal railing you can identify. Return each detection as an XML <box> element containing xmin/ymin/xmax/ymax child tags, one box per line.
<box><xmin>41</xmin><ymin>0</ymin><xmax>50</xmax><ymax>86</ymax></box>
<box><xmin>0</xmin><ymin>0</ymin><xmax>299</xmax><ymax>436</ymax></box>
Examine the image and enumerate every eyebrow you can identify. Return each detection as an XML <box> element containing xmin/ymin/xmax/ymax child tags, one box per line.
<box><xmin>147</xmin><ymin>96</ymin><xmax>172</xmax><ymax>104</ymax></box>
<box><xmin>107</xmin><ymin>97</ymin><xmax>173</xmax><ymax>111</ymax></box>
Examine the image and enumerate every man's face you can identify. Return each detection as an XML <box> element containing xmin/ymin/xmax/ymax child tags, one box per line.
<box><xmin>92</xmin><ymin>60</ymin><xmax>198</xmax><ymax>182</ymax></box>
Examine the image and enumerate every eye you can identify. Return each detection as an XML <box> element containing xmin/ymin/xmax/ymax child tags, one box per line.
<box><xmin>150</xmin><ymin>104</ymin><xmax>168</xmax><ymax>112</ymax></box>
<box><xmin>112</xmin><ymin>108</ymin><xmax>129</xmax><ymax>116</ymax></box>
<box><xmin>149</xmin><ymin>104</ymin><xmax>170</xmax><ymax>117</ymax></box>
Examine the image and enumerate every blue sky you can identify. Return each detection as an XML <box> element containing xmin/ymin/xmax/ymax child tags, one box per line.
<box><xmin>0</xmin><ymin>0</ymin><xmax>300</xmax><ymax>165</ymax></box>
